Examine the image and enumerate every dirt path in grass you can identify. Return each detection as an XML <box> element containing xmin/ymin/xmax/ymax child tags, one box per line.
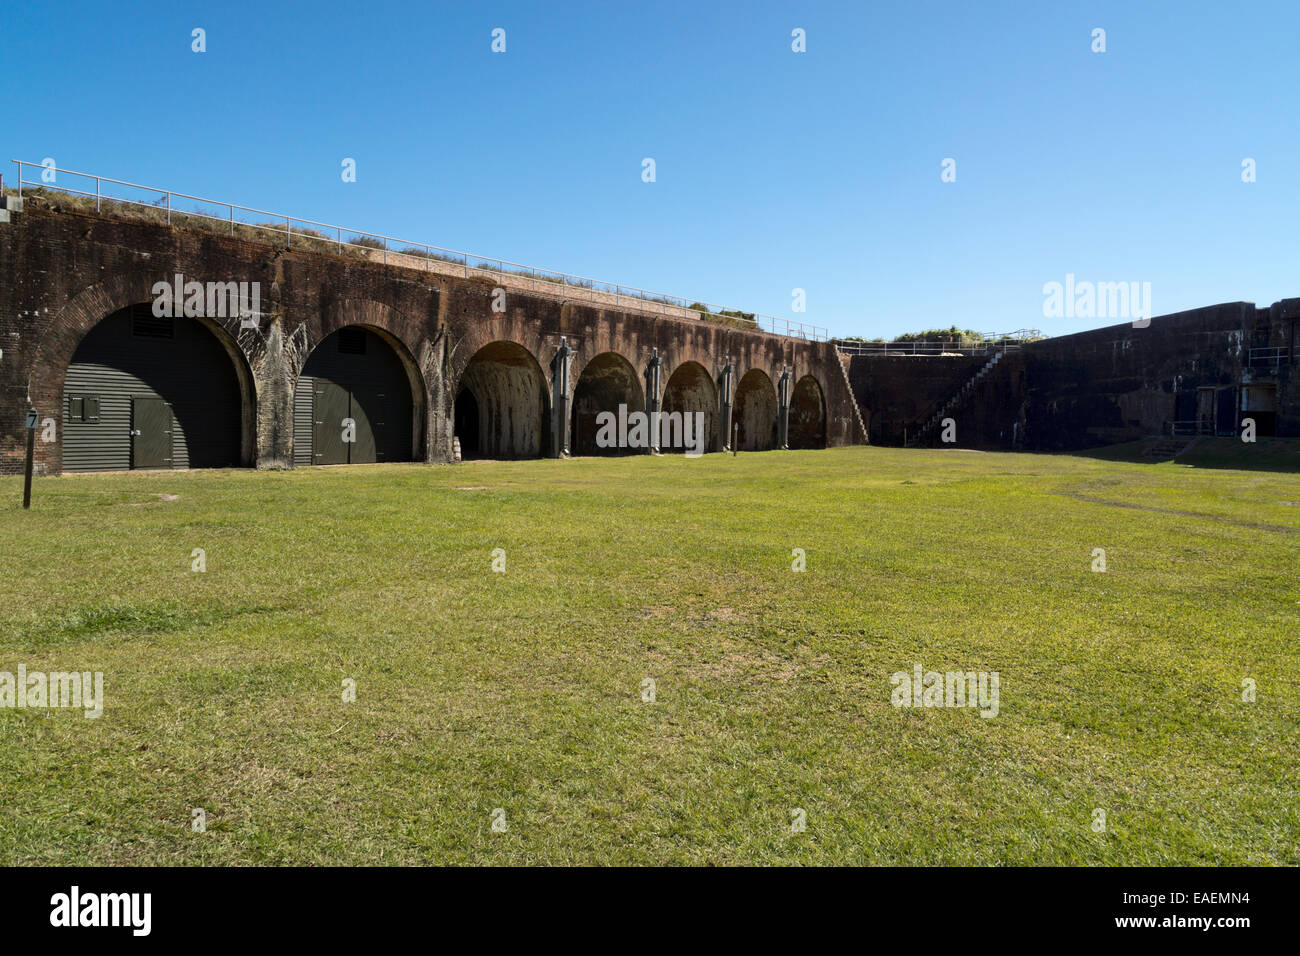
<box><xmin>1055</xmin><ymin>492</ymin><xmax>1299</xmax><ymax>535</ymax></box>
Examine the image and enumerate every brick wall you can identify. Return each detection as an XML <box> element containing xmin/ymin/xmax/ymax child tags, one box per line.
<box><xmin>844</xmin><ymin>301</ymin><xmax>1299</xmax><ymax>451</ymax></box>
<box><xmin>0</xmin><ymin>205</ymin><xmax>864</xmax><ymax>474</ymax></box>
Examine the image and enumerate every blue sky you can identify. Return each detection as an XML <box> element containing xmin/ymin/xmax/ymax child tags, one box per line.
<box><xmin>3</xmin><ymin>0</ymin><xmax>1297</xmax><ymax>340</ymax></box>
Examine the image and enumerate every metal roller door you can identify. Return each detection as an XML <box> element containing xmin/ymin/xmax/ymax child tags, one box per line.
<box><xmin>62</xmin><ymin>305</ymin><xmax>243</xmax><ymax>472</ymax></box>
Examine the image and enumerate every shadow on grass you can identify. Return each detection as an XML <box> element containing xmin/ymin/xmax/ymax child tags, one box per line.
<box><xmin>1063</xmin><ymin>437</ymin><xmax>1300</xmax><ymax>473</ymax></box>
<box><xmin>2</xmin><ymin>600</ymin><xmax>283</xmax><ymax>648</ymax></box>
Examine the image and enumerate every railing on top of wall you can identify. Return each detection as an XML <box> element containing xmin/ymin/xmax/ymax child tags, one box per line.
<box><xmin>8</xmin><ymin>159</ymin><xmax>829</xmax><ymax>343</ymax></box>
<box><xmin>1248</xmin><ymin>346</ymin><xmax>1290</xmax><ymax>369</ymax></box>
<box><xmin>833</xmin><ymin>329</ymin><xmax>1042</xmax><ymax>356</ymax></box>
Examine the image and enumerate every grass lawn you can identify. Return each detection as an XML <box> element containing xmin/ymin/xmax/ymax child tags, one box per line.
<box><xmin>1</xmin><ymin>446</ymin><xmax>1296</xmax><ymax>865</ymax></box>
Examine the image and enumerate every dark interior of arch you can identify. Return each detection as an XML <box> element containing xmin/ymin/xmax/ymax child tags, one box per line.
<box><xmin>788</xmin><ymin>375</ymin><xmax>827</xmax><ymax>449</ymax></box>
<box><xmin>454</xmin><ymin>387</ymin><xmax>480</xmax><ymax>459</ymax></box>
<box><xmin>661</xmin><ymin>361</ymin><xmax>718</xmax><ymax>453</ymax></box>
<box><xmin>571</xmin><ymin>352</ymin><xmax>645</xmax><ymax>456</ymax></box>
<box><xmin>456</xmin><ymin>341</ymin><xmax>549</xmax><ymax>459</ymax></box>
<box><xmin>733</xmin><ymin>368</ymin><xmax>777</xmax><ymax>451</ymax></box>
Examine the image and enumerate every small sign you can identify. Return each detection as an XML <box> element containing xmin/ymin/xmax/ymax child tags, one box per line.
<box><xmin>25</xmin><ymin>410</ymin><xmax>38</xmax><ymax>430</ymax></box>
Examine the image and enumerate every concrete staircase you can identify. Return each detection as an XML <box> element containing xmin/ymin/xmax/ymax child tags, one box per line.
<box><xmin>833</xmin><ymin>349</ymin><xmax>869</xmax><ymax>444</ymax></box>
<box><xmin>906</xmin><ymin>350</ymin><xmax>1003</xmax><ymax>447</ymax></box>
<box><xmin>1143</xmin><ymin>436</ymin><xmax>1199</xmax><ymax>459</ymax></box>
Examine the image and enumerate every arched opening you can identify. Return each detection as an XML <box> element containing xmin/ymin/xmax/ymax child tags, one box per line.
<box><xmin>295</xmin><ymin>325</ymin><xmax>420</xmax><ymax>465</ymax></box>
<box><xmin>62</xmin><ymin>303</ymin><xmax>252</xmax><ymax>471</ymax></box>
<box><xmin>571</xmin><ymin>352</ymin><xmax>645</xmax><ymax>456</ymax></box>
<box><xmin>734</xmin><ymin>369</ymin><xmax>777</xmax><ymax>451</ymax></box>
<box><xmin>661</xmin><ymin>361</ymin><xmax>718</xmax><ymax>454</ymax></box>
<box><xmin>455</xmin><ymin>341</ymin><xmax>549</xmax><ymax>460</ymax></box>
<box><xmin>789</xmin><ymin>375</ymin><xmax>827</xmax><ymax>449</ymax></box>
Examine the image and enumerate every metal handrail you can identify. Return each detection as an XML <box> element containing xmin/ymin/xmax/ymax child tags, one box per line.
<box><xmin>834</xmin><ymin>328</ymin><xmax>1042</xmax><ymax>356</ymax></box>
<box><xmin>1165</xmin><ymin>419</ymin><xmax>1212</xmax><ymax>437</ymax></box>
<box><xmin>1248</xmin><ymin>346</ymin><xmax>1289</xmax><ymax>369</ymax></box>
<box><xmin>835</xmin><ymin>341</ymin><xmax>984</xmax><ymax>356</ymax></box>
<box><xmin>835</xmin><ymin>341</ymin><xmax>1009</xmax><ymax>356</ymax></box>
<box><xmin>9</xmin><ymin>159</ymin><xmax>828</xmax><ymax>342</ymax></box>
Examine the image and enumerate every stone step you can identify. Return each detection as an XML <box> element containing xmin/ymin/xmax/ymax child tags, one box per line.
<box><xmin>1144</xmin><ymin>437</ymin><xmax>1197</xmax><ymax>458</ymax></box>
<box><xmin>835</xmin><ymin>345</ymin><xmax>868</xmax><ymax>443</ymax></box>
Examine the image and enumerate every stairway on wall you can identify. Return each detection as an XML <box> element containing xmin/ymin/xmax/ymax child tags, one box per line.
<box><xmin>833</xmin><ymin>348</ymin><xmax>868</xmax><ymax>444</ymax></box>
<box><xmin>905</xmin><ymin>350</ymin><xmax>1003</xmax><ymax>447</ymax></box>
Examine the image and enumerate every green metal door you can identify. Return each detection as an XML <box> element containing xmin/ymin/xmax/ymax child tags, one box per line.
<box><xmin>298</xmin><ymin>327</ymin><xmax>414</xmax><ymax>466</ymax></box>
<box><xmin>132</xmin><ymin>397</ymin><xmax>172</xmax><ymax>469</ymax></box>
<box><xmin>313</xmin><ymin>382</ymin><xmax>351</xmax><ymax>465</ymax></box>
<box><xmin>349</xmin><ymin>386</ymin><xmax>386</xmax><ymax>463</ymax></box>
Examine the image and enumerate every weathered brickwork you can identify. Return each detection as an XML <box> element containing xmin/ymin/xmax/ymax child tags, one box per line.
<box><xmin>849</xmin><ymin>301</ymin><xmax>1299</xmax><ymax>450</ymax></box>
<box><xmin>1022</xmin><ymin>302</ymin><xmax>1298</xmax><ymax>448</ymax></box>
<box><xmin>0</xmin><ymin>206</ymin><xmax>863</xmax><ymax>475</ymax></box>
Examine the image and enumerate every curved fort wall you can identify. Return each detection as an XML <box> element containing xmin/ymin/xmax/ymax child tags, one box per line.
<box><xmin>0</xmin><ymin>205</ymin><xmax>863</xmax><ymax>475</ymax></box>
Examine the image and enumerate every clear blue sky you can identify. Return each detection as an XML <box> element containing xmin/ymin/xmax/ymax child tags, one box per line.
<box><xmin>3</xmin><ymin>0</ymin><xmax>1297</xmax><ymax>340</ymax></box>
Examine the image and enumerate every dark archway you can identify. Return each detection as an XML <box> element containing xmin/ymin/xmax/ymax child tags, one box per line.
<box><xmin>734</xmin><ymin>368</ymin><xmax>777</xmax><ymax>451</ymax></box>
<box><xmin>62</xmin><ymin>303</ymin><xmax>251</xmax><ymax>472</ymax></box>
<box><xmin>571</xmin><ymin>352</ymin><xmax>646</xmax><ymax>456</ymax></box>
<box><xmin>296</xmin><ymin>325</ymin><xmax>418</xmax><ymax>465</ymax></box>
<box><xmin>789</xmin><ymin>375</ymin><xmax>827</xmax><ymax>449</ymax></box>
<box><xmin>455</xmin><ymin>341</ymin><xmax>549</xmax><ymax>459</ymax></box>
<box><xmin>661</xmin><ymin>361</ymin><xmax>718</xmax><ymax>454</ymax></box>
<box><xmin>454</xmin><ymin>387</ymin><xmax>481</xmax><ymax>459</ymax></box>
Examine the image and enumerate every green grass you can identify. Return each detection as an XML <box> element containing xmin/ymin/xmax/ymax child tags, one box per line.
<box><xmin>0</xmin><ymin>447</ymin><xmax>1296</xmax><ymax>865</ymax></box>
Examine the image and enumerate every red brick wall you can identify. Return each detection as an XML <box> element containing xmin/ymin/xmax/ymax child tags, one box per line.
<box><xmin>0</xmin><ymin>205</ymin><xmax>863</xmax><ymax>474</ymax></box>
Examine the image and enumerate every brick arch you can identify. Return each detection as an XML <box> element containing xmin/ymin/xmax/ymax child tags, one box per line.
<box><xmin>452</xmin><ymin>339</ymin><xmax>551</xmax><ymax>460</ymax></box>
<box><xmin>313</xmin><ymin>299</ymin><xmax>422</xmax><ymax>359</ymax></box>
<box><xmin>296</xmin><ymin>298</ymin><xmax>430</xmax><ymax>462</ymax></box>
<box><xmin>647</xmin><ymin>331</ymin><xmax>784</xmax><ymax>395</ymax></box>
<box><xmin>448</xmin><ymin>325</ymin><xmax>555</xmax><ymax>393</ymax></box>
<box><xmin>569</xmin><ymin>350</ymin><xmax>646</xmax><ymax>455</ymax></box>
<box><xmin>28</xmin><ymin>274</ymin><xmax>257</xmax><ymax>472</ymax></box>
<box><xmin>789</xmin><ymin>374</ymin><xmax>827</xmax><ymax>449</ymax></box>
<box><xmin>567</xmin><ymin>347</ymin><xmax>644</xmax><ymax>391</ymax></box>
<box><xmin>734</xmin><ymin>366</ymin><xmax>779</xmax><ymax>451</ymax></box>
<box><xmin>662</xmin><ymin>359</ymin><xmax>720</xmax><ymax>453</ymax></box>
